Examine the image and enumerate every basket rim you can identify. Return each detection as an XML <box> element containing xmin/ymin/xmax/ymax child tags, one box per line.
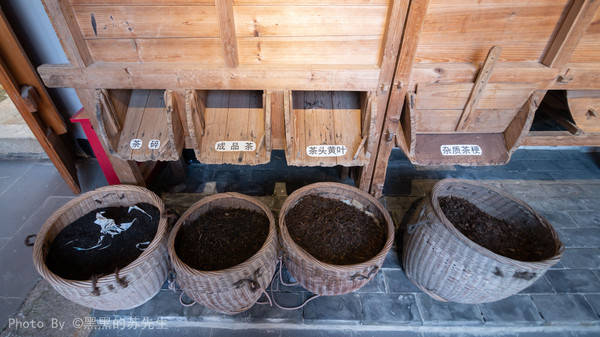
<box><xmin>278</xmin><ymin>182</ymin><xmax>395</xmax><ymax>272</ymax></box>
<box><xmin>168</xmin><ymin>192</ymin><xmax>277</xmax><ymax>278</ymax></box>
<box><xmin>32</xmin><ymin>184</ymin><xmax>168</xmax><ymax>288</ymax></box>
<box><xmin>430</xmin><ymin>178</ymin><xmax>564</xmax><ymax>269</ymax></box>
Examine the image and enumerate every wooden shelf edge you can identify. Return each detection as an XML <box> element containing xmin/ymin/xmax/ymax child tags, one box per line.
<box><xmin>521</xmin><ymin>131</ymin><xmax>600</xmax><ymax>146</ymax></box>
<box><xmin>37</xmin><ymin>63</ymin><xmax>381</xmax><ymax>91</ymax></box>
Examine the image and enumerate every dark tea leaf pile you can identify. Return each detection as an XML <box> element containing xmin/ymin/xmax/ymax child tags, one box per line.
<box><xmin>175</xmin><ymin>208</ymin><xmax>269</xmax><ymax>271</ymax></box>
<box><xmin>439</xmin><ymin>196</ymin><xmax>556</xmax><ymax>261</ymax></box>
<box><xmin>285</xmin><ymin>195</ymin><xmax>386</xmax><ymax>265</ymax></box>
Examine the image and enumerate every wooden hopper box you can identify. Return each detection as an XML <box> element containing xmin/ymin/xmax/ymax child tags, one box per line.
<box><xmin>95</xmin><ymin>89</ymin><xmax>184</xmax><ymax>162</ymax></box>
<box><xmin>399</xmin><ymin>87</ymin><xmax>538</xmax><ymax>166</ymax></box>
<box><xmin>186</xmin><ymin>90</ymin><xmax>271</xmax><ymax>165</ymax></box>
<box><xmin>284</xmin><ymin>91</ymin><xmax>376</xmax><ymax>167</ymax></box>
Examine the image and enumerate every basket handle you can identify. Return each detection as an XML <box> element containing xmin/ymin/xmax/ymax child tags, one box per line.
<box><xmin>24</xmin><ymin>234</ymin><xmax>36</xmax><ymax>247</ymax></box>
<box><xmin>233</xmin><ymin>267</ymin><xmax>263</xmax><ymax>292</ymax></box>
<box><xmin>350</xmin><ymin>265</ymin><xmax>379</xmax><ymax>281</ymax></box>
<box><xmin>407</xmin><ymin>205</ymin><xmax>428</xmax><ymax>235</ymax></box>
<box><xmin>179</xmin><ymin>292</ymin><xmax>196</xmax><ymax>307</ymax></box>
<box><xmin>269</xmin><ymin>257</ymin><xmax>319</xmax><ymax>310</ymax></box>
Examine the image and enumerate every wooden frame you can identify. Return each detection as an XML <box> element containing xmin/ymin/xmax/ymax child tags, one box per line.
<box><xmin>38</xmin><ymin>0</ymin><xmax>412</xmax><ymax>191</ymax></box>
<box><xmin>368</xmin><ymin>0</ymin><xmax>600</xmax><ymax>197</ymax></box>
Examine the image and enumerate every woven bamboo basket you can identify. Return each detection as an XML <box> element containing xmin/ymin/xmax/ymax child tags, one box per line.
<box><xmin>403</xmin><ymin>179</ymin><xmax>563</xmax><ymax>304</ymax></box>
<box><xmin>32</xmin><ymin>185</ymin><xmax>169</xmax><ymax>310</ymax></box>
<box><xmin>278</xmin><ymin>182</ymin><xmax>394</xmax><ymax>296</ymax></box>
<box><xmin>168</xmin><ymin>193</ymin><xmax>278</xmax><ymax>314</ymax></box>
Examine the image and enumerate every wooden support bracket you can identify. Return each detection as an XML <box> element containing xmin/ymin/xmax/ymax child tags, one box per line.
<box><xmin>455</xmin><ymin>46</ymin><xmax>502</xmax><ymax>131</ymax></box>
<box><xmin>542</xmin><ymin>0</ymin><xmax>600</xmax><ymax>69</ymax></box>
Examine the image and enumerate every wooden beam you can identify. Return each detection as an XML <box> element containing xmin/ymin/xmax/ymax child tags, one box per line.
<box><xmin>550</xmin><ymin>63</ymin><xmax>600</xmax><ymax>90</ymax></box>
<box><xmin>542</xmin><ymin>0</ymin><xmax>600</xmax><ymax>68</ymax></box>
<box><xmin>410</xmin><ymin>62</ymin><xmax>558</xmax><ymax>88</ymax></box>
<box><xmin>37</xmin><ymin>63</ymin><xmax>381</xmax><ymax>91</ymax></box>
<box><xmin>0</xmin><ymin>55</ymin><xmax>80</xmax><ymax>194</ymax></box>
<box><xmin>357</xmin><ymin>0</ymin><xmax>410</xmax><ymax>191</ymax></box>
<box><xmin>215</xmin><ymin>0</ymin><xmax>239</xmax><ymax>68</ymax></box>
<box><xmin>455</xmin><ymin>46</ymin><xmax>502</xmax><ymax>131</ymax></box>
<box><xmin>0</xmin><ymin>9</ymin><xmax>67</xmax><ymax>135</ymax></box>
<box><xmin>0</xmin><ymin>8</ymin><xmax>79</xmax><ymax>193</ymax></box>
<box><xmin>521</xmin><ymin>131</ymin><xmax>600</xmax><ymax>146</ymax></box>
<box><xmin>369</xmin><ymin>0</ymin><xmax>431</xmax><ymax>198</ymax></box>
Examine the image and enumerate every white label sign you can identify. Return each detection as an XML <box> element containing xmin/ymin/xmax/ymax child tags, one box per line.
<box><xmin>215</xmin><ymin>141</ymin><xmax>256</xmax><ymax>152</ymax></box>
<box><xmin>306</xmin><ymin>145</ymin><xmax>347</xmax><ymax>157</ymax></box>
<box><xmin>148</xmin><ymin>139</ymin><xmax>161</xmax><ymax>150</ymax></box>
<box><xmin>129</xmin><ymin>139</ymin><xmax>142</xmax><ymax>150</ymax></box>
<box><xmin>440</xmin><ymin>144</ymin><xmax>482</xmax><ymax>156</ymax></box>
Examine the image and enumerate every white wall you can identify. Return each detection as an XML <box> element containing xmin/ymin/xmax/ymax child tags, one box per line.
<box><xmin>2</xmin><ymin>0</ymin><xmax>85</xmax><ymax>138</ymax></box>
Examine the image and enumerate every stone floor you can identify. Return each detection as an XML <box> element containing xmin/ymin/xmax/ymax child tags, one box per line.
<box><xmin>0</xmin><ymin>159</ymin><xmax>106</xmax><ymax>329</ymax></box>
<box><xmin>1</xmin><ymin>148</ymin><xmax>599</xmax><ymax>337</ymax></box>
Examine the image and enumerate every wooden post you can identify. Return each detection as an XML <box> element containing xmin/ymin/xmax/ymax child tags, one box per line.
<box><xmin>369</xmin><ymin>0</ymin><xmax>431</xmax><ymax>198</ymax></box>
<box><xmin>215</xmin><ymin>0</ymin><xmax>239</xmax><ymax>68</ymax></box>
<box><xmin>357</xmin><ymin>0</ymin><xmax>410</xmax><ymax>191</ymax></box>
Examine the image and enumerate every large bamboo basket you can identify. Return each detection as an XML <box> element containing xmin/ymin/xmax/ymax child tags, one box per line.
<box><xmin>278</xmin><ymin>182</ymin><xmax>394</xmax><ymax>296</ymax></box>
<box><xmin>403</xmin><ymin>179</ymin><xmax>563</xmax><ymax>304</ymax></box>
<box><xmin>32</xmin><ymin>185</ymin><xmax>169</xmax><ymax>310</ymax></box>
<box><xmin>168</xmin><ymin>193</ymin><xmax>277</xmax><ymax>314</ymax></box>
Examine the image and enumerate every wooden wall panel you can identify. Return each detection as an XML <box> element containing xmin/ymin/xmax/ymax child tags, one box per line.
<box><xmin>238</xmin><ymin>37</ymin><xmax>382</xmax><ymax>65</ymax></box>
<box><xmin>415</xmin><ymin>0</ymin><xmax>569</xmax><ymax>63</ymax></box>
<box><xmin>414</xmin><ymin>109</ymin><xmax>519</xmax><ymax>133</ymax></box>
<box><xmin>233</xmin><ymin>0</ymin><xmax>389</xmax><ymax>4</ymax></box>
<box><xmin>570</xmin><ymin>9</ymin><xmax>600</xmax><ymax>63</ymax></box>
<box><xmin>233</xmin><ymin>5</ymin><xmax>387</xmax><ymax>37</ymax></box>
<box><xmin>86</xmin><ymin>38</ymin><xmax>225</xmax><ymax>63</ymax></box>
<box><xmin>70</xmin><ymin>0</ymin><xmax>213</xmax><ymax>4</ymax></box>
<box><xmin>415</xmin><ymin>83</ymin><xmax>535</xmax><ymax>110</ymax></box>
<box><xmin>71</xmin><ymin>0</ymin><xmax>389</xmax><ymax>4</ymax></box>
<box><xmin>73</xmin><ymin>5</ymin><xmax>219</xmax><ymax>39</ymax></box>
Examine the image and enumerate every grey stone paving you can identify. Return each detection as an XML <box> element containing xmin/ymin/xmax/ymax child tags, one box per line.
<box><xmin>0</xmin><ymin>159</ymin><xmax>105</xmax><ymax>334</ymax></box>
<box><xmin>1</xmin><ymin>148</ymin><xmax>600</xmax><ymax>337</ymax></box>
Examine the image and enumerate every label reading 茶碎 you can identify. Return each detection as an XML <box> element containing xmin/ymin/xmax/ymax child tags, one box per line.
<box><xmin>440</xmin><ymin>144</ymin><xmax>482</xmax><ymax>156</ymax></box>
<box><xmin>129</xmin><ymin>139</ymin><xmax>142</xmax><ymax>150</ymax></box>
<box><xmin>306</xmin><ymin>145</ymin><xmax>347</xmax><ymax>157</ymax></box>
<box><xmin>215</xmin><ymin>141</ymin><xmax>256</xmax><ymax>152</ymax></box>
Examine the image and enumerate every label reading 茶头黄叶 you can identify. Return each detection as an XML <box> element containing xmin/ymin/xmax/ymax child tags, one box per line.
<box><xmin>306</xmin><ymin>145</ymin><xmax>347</xmax><ymax>157</ymax></box>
